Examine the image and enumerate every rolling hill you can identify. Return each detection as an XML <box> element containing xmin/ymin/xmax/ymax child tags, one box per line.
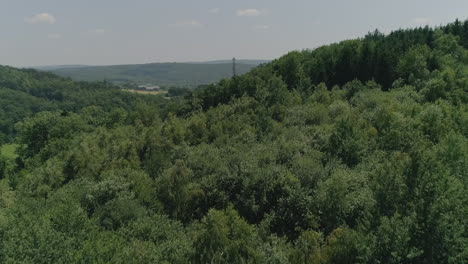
<box><xmin>35</xmin><ymin>60</ymin><xmax>269</xmax><ymax>87</ymax></box>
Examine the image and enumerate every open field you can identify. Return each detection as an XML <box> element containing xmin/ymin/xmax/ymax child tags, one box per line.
<box><xmin>121</xmin><ymin>89</ymin><xmax>168</xmax><ymax>95</ymax></box>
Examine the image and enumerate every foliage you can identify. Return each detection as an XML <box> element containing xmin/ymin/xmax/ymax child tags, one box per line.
<box><xmin>0</xmin><ymin>21</ymin><xmax>467</xmax><ymax>264</ymax></box>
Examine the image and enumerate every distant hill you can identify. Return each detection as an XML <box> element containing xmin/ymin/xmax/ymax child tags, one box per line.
<box><xmin>0</xmin><ymin>65</ymin><xmax>165</xmax><ymax>142</ymax></box>
<box><xmin>187</xmin><ymin>59</ymin><xmax>270</xmax><ymax>65</ymax></box>
<box><xmin>32</xmin><ymin>65</ymin><xmax>90</xmax><ymax>71</ymax></box>
<box><xmin>34</xmin><ymin>60</ymin><xmax>269</xmax><ymax>87</ymax></box>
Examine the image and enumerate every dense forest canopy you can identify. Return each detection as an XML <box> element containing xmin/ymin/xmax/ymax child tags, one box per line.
<box><xmin>0</xmin><ymin>21</ymin><xmax>467</xmax><ymax>263</ymax></box>
<box><xmin>0</xmin><ymin>67</ymin><xmax>181</xmax><ymax>143</ymax></box>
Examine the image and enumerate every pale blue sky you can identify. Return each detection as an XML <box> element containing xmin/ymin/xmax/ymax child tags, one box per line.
<box><xmin>1</xmin><ymin>0</ymin><xmax>467</xmax><ymax>67</ymax></box>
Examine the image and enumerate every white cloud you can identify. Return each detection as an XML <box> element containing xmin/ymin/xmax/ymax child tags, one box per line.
<box><xmin>209</xmin><ymin>8</ymin><xmax>220</xmax><ymax>14</ymax></box>
<box><xmin>170</xmin><ymin>20</ymin><xmax>203</xmax><ymax>28</ymax></box>
<box><xmin>252</xmin><ymin>25</ymin><xmax>270</xmax><ymax>30</ymax></box>
<box><xmin>25</xmin><ymin>13</ymin><xmax>56</xmax><ymax>24</ymax></box>
<box><xmin>412</xmin><ymin>17</ymin><xmax>429</xmax><ymax>25</ymax></box>
<box><xmin>47</xmin><ymin>33</ymin><xmax>61</xmax><ymax>39</ymax></box>
<box><xmin>236</xmin><ymin>8</ymin><xmax>267</xmax><ymax>17</ymax></box>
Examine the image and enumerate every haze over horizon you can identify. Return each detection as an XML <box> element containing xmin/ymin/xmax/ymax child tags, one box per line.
<box><xmin>1</xmin><ymin>0</ymin><xmax>468</xmax><ymax>67</ymax></box>
<box><xmin>29</xmin><ymin>59</ymin><xmax>270</xmax><ymax>68</ymax></box>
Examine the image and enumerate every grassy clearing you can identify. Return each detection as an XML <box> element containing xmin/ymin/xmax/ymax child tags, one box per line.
<box><xmin>121</xmin><ymin>89</ymin><xmax>168</xmax><ymax>95</ymax></box>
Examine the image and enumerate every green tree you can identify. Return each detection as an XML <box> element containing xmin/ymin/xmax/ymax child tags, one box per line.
<box><xmin>156</xmin><ymin>160</ymin><xmax>204</xmax><ymax>222</ymax></box>
<box><xmin>191</xmin><ymin>207</ymin><xmax>264</xmax><ymax>264</ymax></box>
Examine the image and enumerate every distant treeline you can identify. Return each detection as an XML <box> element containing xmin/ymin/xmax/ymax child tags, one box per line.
<box><xmin>40</xmin><ymin>61</ymin><xmax>266</xmax><ymax>87</ymax></box>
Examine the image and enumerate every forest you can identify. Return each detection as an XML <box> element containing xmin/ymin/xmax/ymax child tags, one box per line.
<box><xmin>0</xmin><ymin>20</ymin><xmax>467</xmax><ymax>263</ymax></box>
<box><xmin>38</xmin><ymin>60</ymin><xmax>265</xmax><ymax>87</ymax></box>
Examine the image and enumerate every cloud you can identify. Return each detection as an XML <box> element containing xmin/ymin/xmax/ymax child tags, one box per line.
<box><xmin>412</xmin><ymin>17</ymin><xmax>429</xmax><ymax>25</ymax></box>
<box><xmin>236</xmin><ymin>8</ymin><xmax>267</xmax><ymax>17</ymax></box>
<box><xmin>86</xmin><ymin>28</ymin><xmax>105</xmax><ymax>35</ymax></box>
<box><xmin>170</xmin><ymin>20</ymin><xmax>203</xmax><ymax>28</ymax></box>
<box><xmin>47</xmin><ymin>33</ymin><xmax>61</xmax><ymax>39</ymax></box>
<box><xmin>25</xmin><ymin>13</ymin><xmax>56</xmax><ymax>24</ymax></box>
<box><xmin>209</xmin><ymin>8</ymin><xmax>220</xmax><ymax>14</ymax></box>
<box><xmin>252</xmin><ymin>25</ymin><xmax>270</xmax><ymax>30</ymax></box>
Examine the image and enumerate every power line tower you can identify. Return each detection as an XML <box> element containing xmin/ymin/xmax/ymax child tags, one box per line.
<box><xmin>232</xmin><ymin>57</ymin><xmax>236</xmax><ymax>77</ymax></box>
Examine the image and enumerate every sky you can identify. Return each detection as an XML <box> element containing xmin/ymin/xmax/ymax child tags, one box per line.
<box><xmin>1</xmin><ymin>0</ymin><xmax>467</xmax><ymax>67</ymax></box>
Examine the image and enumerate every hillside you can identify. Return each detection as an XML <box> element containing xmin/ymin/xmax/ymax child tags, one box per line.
<box><xmin>0</xmin><ymin>21</ymin><xmax>467</xmax><ymax>264</ymax></box>
<box><xmin>186</xmin><ymin>59</ymin><xmax>270</xmax><ymax>65</ymax></box>
<box><xmin>0</xmin><ymin>66</ymin><xmax>170</xmax><ymax>143</ymax></box>
<box><xmin>32</xmin><ymin>65</ymin><xmax>90</xmax><ymax>71</ymax></box>
<box><xmin>39</xmin><ymin>61</ymin><xmax>266</xmax><ymax>87</ymax></box>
